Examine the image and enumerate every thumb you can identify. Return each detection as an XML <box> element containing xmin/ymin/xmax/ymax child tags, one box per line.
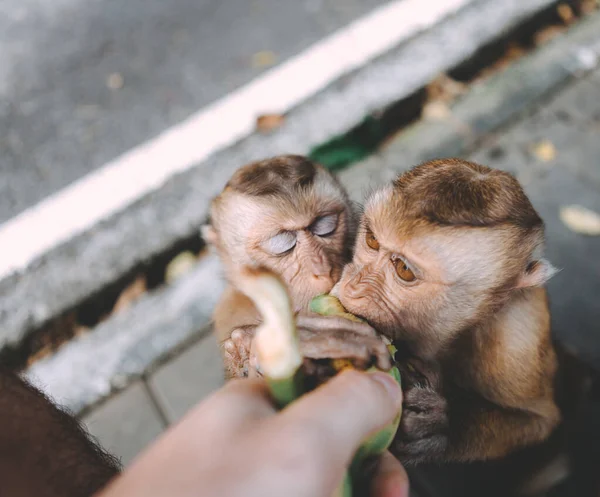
<box><xmin>278</xmin><ymin>369</ymin><xmax>402</xmax><ymax>465</ymax></box>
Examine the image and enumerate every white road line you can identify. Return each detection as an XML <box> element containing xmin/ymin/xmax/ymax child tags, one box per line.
<box><xmin>0</xmin><ymin>0</ymin><xmax>471</xmax><ymax>280</ymax></box>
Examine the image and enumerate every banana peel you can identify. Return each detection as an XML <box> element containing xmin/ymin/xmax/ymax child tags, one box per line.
<box><xmin>234</xmin><ymin>267</ymin><xmax>303</xmax><ymax>408</ymax></box>
<box><xmin>310</xmin><ymin>294</ymin><xmax>402</xmax><ymax>465</ymax></box>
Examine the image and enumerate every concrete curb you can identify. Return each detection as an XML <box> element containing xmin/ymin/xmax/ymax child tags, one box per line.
<box><xmin>25</xmin><ymin>10</ymin><xmax>600</xmax><ymax>416</ymax></box>
<box><xmin>1</xmin><ymin>0</ymin><xmax>561</xmax><ymax>352</ymax></box>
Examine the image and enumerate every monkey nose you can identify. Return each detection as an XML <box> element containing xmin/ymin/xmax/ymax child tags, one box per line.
<box><xmin>311</xmin><ymin>272</ymin><xmax>335</xmax><ymax>291</ymax></box>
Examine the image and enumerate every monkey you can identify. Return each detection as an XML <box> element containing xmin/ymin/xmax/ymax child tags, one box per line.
<box><xmin>0</xmin><ymin>368</ymin><xmax>121</xmax><ymax>497</ymax></box>
<box><xmin>327</xmin><ymin>158</ymin><xmax>565</xmax><ymax>470</ymax></box>
<box><xmin>202</xmin><ymin>155</ymin><xmax>390</xmax><ymax>379</ymax></box>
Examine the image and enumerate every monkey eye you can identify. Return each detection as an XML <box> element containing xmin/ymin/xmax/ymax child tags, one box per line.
<box><xmin>309</xmin><ymin>214</ymin><xmax>338</xmax><ymax>237</ymax></box>
<box><xmin>365</xmin><ymin>228</ymin><xmax>380</xmax><ymax>251</ymax></box>
<box><xmin>263</xmin><ymin>231</ymin><xmax>297</xmax><ymax>255</ymax></box>
<box><xmin>393</xmin><ymin>257</ymin><xmax>416</xmax><ymax>283</ymax></box>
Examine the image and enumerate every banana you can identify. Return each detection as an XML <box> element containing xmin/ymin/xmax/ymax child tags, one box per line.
<box><xmin>310</xmin><ymin>294</ymin><xmax>402</xmax><ymax>465</ymax></box>
<box><xmin>235</xmin><ymin>270</ymin><xmax>402</xmax><ymax>497</ymax></box>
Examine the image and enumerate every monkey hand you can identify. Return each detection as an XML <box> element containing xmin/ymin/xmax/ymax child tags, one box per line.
<box><xmin>391</xmin><ymin>359</ymin><xmax>448</xmax><ymax>464</ymax></box>
<box><xmin>221</xmin><ymin>327</ymin><xmax>258</xmax><ymax>379</ymax></box>
<box><xmin>295</xmin><ymin>315</ymin><xmax>392</xmax><ymax>371</ymax></box>
<box><xmin>224</xmin><ymin>316</ymin><xmax>391</xmax><ymax>380</ymax></box>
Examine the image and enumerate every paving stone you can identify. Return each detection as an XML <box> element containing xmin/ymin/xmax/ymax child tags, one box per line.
<box><xmin>338</xmin><ymin>154</ymin><xmax>391</xmax><ymax>203</ymax></box>
<box><xmin>471</xmin><ymin>67</ymin><xmax>600</xmax><ymax>189</ymax></box>
<box><xmin>25</xmin><ymin>252</ymin><xmax>225</xmax><ymax>416</ymax></box>
<box><xmin>375</xmin><ymin>13</ymin><xmax>600</xmax><ymax>184</ymax></box>
<box><xmin>81</xmin><ymin>381</ymin><xmax>165</xmax><ymax>467</ymax></box>
<box><xmin>522</xmin><ymin>168</ymin><xmax>600</xmax><ymax>367</ymax></box>
<box><xmin>149</xmin><ymin>332</ymin><xmax>225</xmax><ymax>423</ymax></box>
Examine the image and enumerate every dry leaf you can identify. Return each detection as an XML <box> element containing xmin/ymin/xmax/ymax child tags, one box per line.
<box><xmin>251</xmin><ymin>51</ymin><xmax>277</xmax><ymax>68</ymax></box>
<box><xmin>422</xmin><ymin>101</ymin><xmax>451</xmax><ymax>121</ymax></box>
<box><xmin>534</xmin><ymin>25</ymin><xmax>565</xmax><ymax>46</ymax></box>
<box><xmin>74</xmin><ymin>325</ymin><xmax>90</xmax><ymax>337</ymax></box>
<box><xmin>27</xmin><ymin>344</ymin><xmax>53</xmax><ymax>367</ymax></box>
<box><xmin>531</xmin><ymin>140</ymin><xmax>557</xmax><ymax>162</ymax></box>
<box><xmin>165</xmin><ymin>251</ymin><xmax>198</xmax><ymax>283</ymax></box>
<box><xmin>560</xmin><ymin>205</ymin><xmax>600</xmax><ymax>235</ymax></box>
<box><xmin>427</xmin><ymin>74</ymin><xmax>467</xmax><ymax>102</ymax></box>
<box><xmin>581</xmin><ymin>0</ymin><xmax>599</xmax><ymax>14</ymax></box>
<box><xmin>557</xmin><ymin>3</ymin><xmax>575</xmax><ymax>23</ymax></box>
<box><xmin>106</xmin><ymin>72</ymin><xmax>124</xmax><ymax>90</ymax></box>
<box><xmin>113</xmin><ymin>276</ymin><xmax>147</xmax><ymax>313</ymax></box>
<box><xmin>257</xmin><ymin>114</ymin><xmax>285</xmax><ymax>132</ymax></box>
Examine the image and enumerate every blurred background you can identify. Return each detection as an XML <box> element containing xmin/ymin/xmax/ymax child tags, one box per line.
<box><xmin>1</xmin><ymin>1</ymin><xmax>600</xmax><ymax>496</ymax></box>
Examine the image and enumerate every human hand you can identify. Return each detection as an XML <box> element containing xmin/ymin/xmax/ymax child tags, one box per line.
<box><xmin>97</xmin><ymin>370</ymin><xmax>408</xmax><ymax>497</ymax></box>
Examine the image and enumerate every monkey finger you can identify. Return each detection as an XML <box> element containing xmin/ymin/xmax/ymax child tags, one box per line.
<box><xmin>230</xmin><ymin>327</ymin><xmax>254</xmax><ymax>350</ymax></box>
<box><xmin>298</xmin><ymin>334</ymin><xmax>391</xmax><ymax>370</ymax></box>
<box><xmin>222</xmin><ymin>346</ymin><xmax>248</xmax><ymax>378</ymax></box>
<box><xmin>403</xmin><ymin>388</ymin><xmax>447</xmax><ymax>416</ymax></box>
<box><xmin>370</xmin><ymin>451</ymin><xmax>410</xmax><ymax>497</ymax></box>
<box><xmin>399</xmin><ymin>408</ymin><xmax>448</xmax><ymax>441</ymax></box>
<box><xmin>392</xmin><ymin>435</ymin><xmax>448</xmax><ymax>464</ymax></box>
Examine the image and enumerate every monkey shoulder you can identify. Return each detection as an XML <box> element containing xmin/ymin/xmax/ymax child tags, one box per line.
<box><xmin>213</xmin><ymin>285</ymin><xmax>261</xmax><ymax>342</ymax></box>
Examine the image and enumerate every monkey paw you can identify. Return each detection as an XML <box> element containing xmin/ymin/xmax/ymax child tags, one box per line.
<box><xmin>294</xmin><ymin>317</ymin><xmax>392</xmax><ymax>371</ymax></box>
<box><xmin>393</xmin><ymin>387</ymin><xmax>449</xmax><ymax>463</ymax></box>
<box><xmin>221</xmin><ymin>327</ymin><xmax>256</xmax><ymax>379</ymax></box>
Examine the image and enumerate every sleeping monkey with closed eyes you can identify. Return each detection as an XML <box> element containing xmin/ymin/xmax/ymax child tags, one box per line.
<box><xmin>203</xmin><ymin>154</ymin><xmax>391</xmax><ymax>379</ymax></box>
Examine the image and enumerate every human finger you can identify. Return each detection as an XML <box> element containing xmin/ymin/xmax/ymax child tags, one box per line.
<box><xmin>275</xmin><ymin>370</ymin><xmax>402</xmax><ymax>466</ymax></box>
<box><xmin>188</xmin><ymin>377</ymin><xmax>276</xmax><ymax>430</ymax></box>
<box><xmin>371</xmin><ymin>452</ymin><xmax>410</xmax><ymax>497</ymax></box>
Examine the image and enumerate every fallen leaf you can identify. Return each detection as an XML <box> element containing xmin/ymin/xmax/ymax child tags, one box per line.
<box><xmin>559</xmin><ymin>205</ymin><xmax>600</xmax><ymax>235</ymax></box>
<box><xmin>165</xmin><ymin>251</ymin><xmax>198</xmax><ymax>283</ymax></box>
<box><xmin>557</xmin><ymin>3</ymin><xmax>575</xmax><ymax>23</ymax></box>
<box><xmin>106</xmin><ymin>72</ymin><xmax>124</xmax><ymax>90</ymax></box>
<box><xmin>251</xmin><ymin>51</ymin><xmax>277</xmax><ymax>68</ymax></box>
<box><xmin>257</xmin><ymin>114</ymin><xmax>285</xmax><ymax>132</ymax></box>
<box><xmin>113</xmin><ymin>275</ymin><xmax>147</xmax><ymax>313</ymax></box>
<box><xmin>427</xmin><ymin>74</ymin><xmax>467</xmax><ymax>102</ymax></box>
<box><xmin>422</xmin><ymin>101</ymin><xmax>451</xmax><ymax>121</ymax></box>
<box><xmin>27</xmin><ymin>344</ymin><xmax>53</xmax><ymax>367</ymax></box>
<box><xmin>74</xmin><ymin>325</ymin><xmax>90</xmax><ymax>337</ymax></box>
<box><xmin>534</xmin><ymin>25</ymin><xmax>565</xmax><ymax>46</ymax></box>
<box><xmin>581</xmin><ymin>0</ymin><xmax>599</xmax><ymax>14</ymax></box>
<box><xmin>531</xmin><ymin>140</ymin><xmax>557</xmax><ymax>162</ymax></box>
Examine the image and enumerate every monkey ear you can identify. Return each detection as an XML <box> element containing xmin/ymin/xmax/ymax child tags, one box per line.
<box><xmin>516</xmin><ymin>259</ymin><xmax>559</xmax><ymax>288</ymax></box>
<box><xmin>200</xmin><ymin>224</ymin><xmax>218</xmax><ymax>246</ymax></box>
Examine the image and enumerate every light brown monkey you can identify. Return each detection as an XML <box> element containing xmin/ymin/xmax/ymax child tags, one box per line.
<box><xmin>203</xmin><ymin>155</ymin><xmax>389</xmax><ymax>378</ymax></box>
<box><xmin>329</xmin><ymin>158</ymin><xmax>563</xmax><ymax>467</ymax></box>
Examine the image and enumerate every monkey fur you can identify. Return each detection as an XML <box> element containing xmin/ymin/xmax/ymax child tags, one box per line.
<box><xmin>0</xmin><ymin>368</ymin><xmax>121</xmax><ymax>497</ymax></box>
<box><xmin>210</xmin><ymin>156</ymin><xmax>591</xmax><ymax>494</ymax></box>
<box><xmin>204</xmin><ymin>155</ymin><xmax>391</xmax><ymax>378</ymax></box>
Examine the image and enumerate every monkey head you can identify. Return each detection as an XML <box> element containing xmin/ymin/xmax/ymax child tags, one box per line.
<box><xmin>334</xmin><ymin>159</ymin><xmax>557</xmax><ymax>358</ymax></box>
<box><xmin>204</xmin><ymin>155</ymin><xmax>355</xmax><ymax>312</ymax></box>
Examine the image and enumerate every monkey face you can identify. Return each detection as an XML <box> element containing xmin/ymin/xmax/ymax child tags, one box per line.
<box><xmin>334</xmin><ymin>184</ymin><xmax>537</xmax><ymax>358</ymax></box>
<box><xmin>250</xmin><ymin>209</ymin><xmax>350</xmax><ymax>312</ymax></box>
<box><xmin>210</xmin><ymin>160</ymin><xmax>355</xmax><ymax>313</ymax></box>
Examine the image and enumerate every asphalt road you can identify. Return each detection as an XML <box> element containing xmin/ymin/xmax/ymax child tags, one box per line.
<box><xmin>0</xmin><ymin>0</ymin><xmax>391</xmax><ymax>224</ymax></box>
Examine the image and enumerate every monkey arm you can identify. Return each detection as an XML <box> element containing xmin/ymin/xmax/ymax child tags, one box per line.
<box><xmin>213</xmin><ymin>285</ymin><xmax>261</xmax><ymax>343</ymax></box>
<box><xmin>445</xmin><ymin>382</ymin><xmax>561</xmax><ymax>462</ymax></box>
<box><xmin>0</xmin><ymin>369</ymin><xmax>120</xmax><ymax>497</ymax></box>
